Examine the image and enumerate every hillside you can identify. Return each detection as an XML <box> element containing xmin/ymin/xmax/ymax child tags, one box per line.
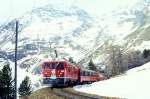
<box><xmin>0</xmin><ymin>0</ymin><xmax>149</xmax><ymax>67</ymax></box>
<box><xmin>74</xmin><ymin>62</ymin><xmax>150</xmax><ymax>99</ymax></box>
<box><xmin>20</xmin><ymin>87</ymin><xmax>120</xmax><ymax>99</ymax></box>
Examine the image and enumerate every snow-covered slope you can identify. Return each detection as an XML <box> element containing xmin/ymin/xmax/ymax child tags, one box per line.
<box><xmin>0</xmin><ymin>4</ymin><xmax>108</xmax><ymax>65</ymax></box>
<box><xmin>0</xmin><ymin>0</ymin><xmax>149</xmax><ymax>66</ymax></box>
<box><xmin>74</xmin><ymin>62</ymin><xmax>150</xmax><ymax>99</ymax></box>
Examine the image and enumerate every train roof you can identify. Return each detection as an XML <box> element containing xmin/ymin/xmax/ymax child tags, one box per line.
<box><xmin>42</xmin><ymin>60</ymin><xmax>79</xmax><ymax>67</ymax></box>
<box><xmin>81</xmin><ymin>69</ymin><xmax>97</xmax><ymax>73</ymax></box>
<box><xmin>43</xmin><ymin>60</ymin><xmax>66</xmax><ymax>63</ymax></box>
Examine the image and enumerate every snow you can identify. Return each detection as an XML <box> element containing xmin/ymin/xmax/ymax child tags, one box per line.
<box><xmin>74</xmin><ymin>62</ymin><xmax>150</xmax><ymax>99</ymax></box>
<box><xmin>1</xmin><ymin>59</ymin><xmax>43</xmax><ymax>93</ymax></box>
<box><xmin>0</xmin><ymin>0</ymin><xmax>148</xmax><ymax>65</ymax></box>
<box><xmin>20</xmin><ymin>14</ymin><xmax>81</xmax><ymax>40</ymax></box>
<box><xmin>4</xmin><ymin>60</ymin><xmax>41</xmax><ymax>90</ymax></box>
<box><xmin>133</xmin><ymin>41</ymin><xmax>150</xmax><ymax>51</ymax></box>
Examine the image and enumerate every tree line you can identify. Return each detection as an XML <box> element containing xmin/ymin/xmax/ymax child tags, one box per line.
<box><xmin>79</xmin><ymin>47</ymin><xmax>150</xmax><ymax>78</ymax></box>
<box><xmin>105</xmin><ymin>46</ymin><xmax>150</xmax><ymax>77</ymax></box>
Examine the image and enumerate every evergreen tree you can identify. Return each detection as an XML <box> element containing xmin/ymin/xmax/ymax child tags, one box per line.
<box><xmin>18</xmin><ymin>76</ymin><xmax>32</xmax><ymax>96</ymax></box>
<box><xmin>88</xmin><ymin>59</ymin><xmax>97</xmax><ymax>71</ymax></box>
<box><xmin>143</xmin><ymin>49</ymin><xmax>150</xmax><ymax>58</ymax></box>
<box><xmin>0</xmin><ymin>64</ymin><xmax>14</xmax><ymax>99</ymax></box>
<box><xmin>0</xmin><ymin>70</ymin><xmax>3</xmax><ymax>98</ymax></box>
<box><xmin>69</xmin><ymin>57</ymin><xmax>75</xmax><ymax>63</ymax></box>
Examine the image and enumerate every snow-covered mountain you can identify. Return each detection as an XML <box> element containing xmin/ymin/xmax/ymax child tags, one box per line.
<box><xmin>0</xmin><ymin>0</ymin><xmax>150</xmax><ymax>68</ymax></box>
<box><xmin>0</xmin><ymin>5</ymin><xmax>105</xmax><ymax>64</ymax></box>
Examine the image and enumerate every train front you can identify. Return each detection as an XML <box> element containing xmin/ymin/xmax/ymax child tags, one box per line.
<box><xmin>41</xmin><ymin>61</ymin><xmax>65</xmax><ymax>86</ymax></box>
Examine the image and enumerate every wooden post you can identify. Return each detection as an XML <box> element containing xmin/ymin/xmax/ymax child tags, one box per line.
<box><xmin>14</xmin><ymin>20</ymin><xmax>18</xmax><ymax>99</ymax></box>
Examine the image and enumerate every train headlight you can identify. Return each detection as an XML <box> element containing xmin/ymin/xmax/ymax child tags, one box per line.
<box><xmin>58</xmin><ymin>72</ymin><xmax>64</xmax><ymax>77</ymax></box>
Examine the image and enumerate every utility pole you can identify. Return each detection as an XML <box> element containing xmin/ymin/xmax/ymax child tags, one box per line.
<box><xmin>54</xmin><ymin>49</ymin><xmax>58</xmax><ymax>58</ymax></box>
<box><xmin>49</xmin><ymin>42</ymin><xmax>52</xmax><ymax>58</ymax></box>
<box><xmin>14</xmin><ymin>20</ymin><xmax>18</xmax><ymax>99</ymax></box>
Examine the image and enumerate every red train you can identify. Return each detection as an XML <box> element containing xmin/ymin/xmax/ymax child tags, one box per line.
<box><xmin>41</xmin><ymin>60</ymin><xmax>104</xmax><ymax>86</ymax></box>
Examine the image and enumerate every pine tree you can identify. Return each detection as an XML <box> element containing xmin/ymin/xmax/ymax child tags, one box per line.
<box><xmin>0</xmin><ymin>64</ymin><xmax>14</xmax><ymax>99</ymax></box>
<box><xmin>0</xmin><ymin>70</ymin><xmax>3</xmax><ymax>98</ymax></box>
<box><xmin>143</xmin><ymin>49</ymin><xmax>150</xmax><ymax>58</ymax></box>
<box><xmin>18</xmin><ymin>76</ymin><xmax>32</xmax><ymax>96</ymax></box>
<box><xmin>69</xmin><ymin>57</ymin><xmax>75</xmax><ymax>63</ymax></box>
<box><xmin>88</xmin><ymin>59</ymin><xmax>97</xmax><ymax>71</ymax></box>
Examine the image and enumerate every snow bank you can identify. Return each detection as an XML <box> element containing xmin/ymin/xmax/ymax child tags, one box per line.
<box><xmin>74</xmin><ymin>62</ymin><xmax>150</xmax><ymax>99</ymax></box>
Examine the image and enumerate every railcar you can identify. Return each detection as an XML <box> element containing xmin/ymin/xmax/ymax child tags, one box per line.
<box><xmin>41</xmin><ymin>61</ymin><xmax>79</xmax><ymax>86</ymax></box>
<box><xmin>79</xmin><ymin>69</ymin><xmax>104</xmax><ymax>84</ymax></box>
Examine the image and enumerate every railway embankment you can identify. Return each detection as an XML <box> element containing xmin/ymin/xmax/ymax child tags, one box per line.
<box><xmin>20</xmin><ymin>87</ymin><xmax>121</xmax><ymax>99</ymax></box>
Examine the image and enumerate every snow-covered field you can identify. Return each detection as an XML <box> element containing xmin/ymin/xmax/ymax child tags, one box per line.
<box><xmin>74</xmin><ymin>62</ymin><xmax>150</xmax><ymax>99</ymax></box>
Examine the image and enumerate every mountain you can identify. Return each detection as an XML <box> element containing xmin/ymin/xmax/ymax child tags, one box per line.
<box><xmin>0</xmin><ymin>0</ymin><xmax>150</xmax><ymax>69</ymax></box>
<box><xmin>0</xmin><ymin>5</ymin><xmax>104</xmax><ymax>63</ymax></box>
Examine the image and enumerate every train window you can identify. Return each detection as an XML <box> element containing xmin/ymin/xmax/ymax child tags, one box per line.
<box><xmin>51</xmin><ymin>63</ymin><xmax>55</xmax><ymax>69</ymax></box>
<box><xmin>86</xmin><ymin>72</ymin><xmax>88</xmax><ymax>76</ymax></box>
<box><xmin>44</xmin><ymin>63</ymin><xmax>50</xmax><ymax>69</ymax></box>
<box><xmin>44</xmin><ymin>63</ymin><xmax>55</xmax><ymax>69</ymax></box>
<box><xmin>92</xmin><ymin>72</ymin><xmax>94</xmax><ymax>76</ymax></box>
<box><xmin>87</xmin><ymin>72</ymin><xmax>90</xmax><ymax>76</ymax></box>
<box><xmin>89</xmin><ymin>72</ymin><xmax>92</xmax><ymax>76</ymax></box>
<box><xmin>85</xmin><ymin>72</ymin><xmax>88</xmax><ymax>76</ymax></box>
<box><xmin>56</xmin><ymin>63</ymin><xmax>64</xmax><ymax>69</ymax></box>
<box><xmin>83</xmin><ymin>71</ymin><xmax>85</xmax><ymax>76</ymax></box>
<box><xmin>81</xmin><ymin>71</ymin><xmax>83</xmax><ymax>75</ymax></box>
<box><xmin>81</xmin><ymin>71</ymin><xmax>85</xmax><ymax>76</ymax></box>
<box><xmin>90</xmin><ymin>72</ymin><xmax>92</xmax><ymax>76</ymax></box>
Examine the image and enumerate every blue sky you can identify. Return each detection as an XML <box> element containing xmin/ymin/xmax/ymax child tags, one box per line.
<box><xmin>0</xmin><ymin>0</ymin><xmax>138</xmax><ymax>24</ymax></box>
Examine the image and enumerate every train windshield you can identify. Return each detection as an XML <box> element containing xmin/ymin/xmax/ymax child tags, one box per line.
<box><xmin>56</xmin><ymin>63</ymin><xmax>64</xmax><ymax>69</ymax></box>
<box><xmin>44</xmin><ymin>63</ymin><xmax>55</xmax><ymax>69</ymax></box>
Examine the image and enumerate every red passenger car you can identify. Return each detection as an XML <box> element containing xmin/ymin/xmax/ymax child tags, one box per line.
<box><xmin>41</xmin><ymin>60</ymin><xmax>80</xmax><ymax>86</ymax></box>
<box><xmin>79</xmin><ymin>69</ymin><xmax>104</xmax><ymax>84</ymax></box>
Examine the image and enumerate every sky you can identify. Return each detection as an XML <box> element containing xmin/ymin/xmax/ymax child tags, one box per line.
<box><xmin>0</xmin><ymin>0</ymin><xmax>139</xmax><ymax>24</ymax></box>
